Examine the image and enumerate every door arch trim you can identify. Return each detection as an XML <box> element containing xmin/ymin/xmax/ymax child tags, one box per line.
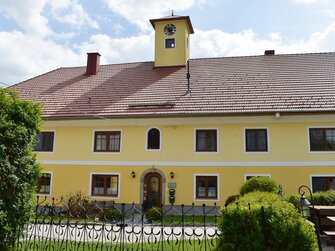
<box><xmin>140</xmin><ymin>168</ymin><xmax>166</xmax><ymax>205</ymax></box>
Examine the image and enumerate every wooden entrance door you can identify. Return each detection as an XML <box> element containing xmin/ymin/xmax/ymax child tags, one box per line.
<box><xmin>143</xmin><ymin>172</ymin><xmax>162</xmax><ymax>209</ymax></box>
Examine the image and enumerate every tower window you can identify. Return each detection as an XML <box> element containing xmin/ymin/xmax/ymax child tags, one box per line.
<box><xmin>165</xmin><ymin>38</ymin><xmax>175</xmax><ymax>48</ymax></box>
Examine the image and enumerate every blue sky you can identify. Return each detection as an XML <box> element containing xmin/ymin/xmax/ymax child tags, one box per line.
<box><xmin>0</xmin><ymin>0</ymin><xmax>335</xmax><ymax>85</ymax></box>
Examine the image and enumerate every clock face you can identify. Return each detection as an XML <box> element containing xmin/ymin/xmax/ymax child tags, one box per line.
<box><xmin>164</xmin><ymin>24</ymin><xmax>176</xmax><ymax>36</ymax></box>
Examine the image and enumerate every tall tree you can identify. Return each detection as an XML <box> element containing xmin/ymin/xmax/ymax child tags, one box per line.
<box><xmin>0</xmin><ymin>88</ymin><xmax>42</xmax><ymax>249</ymax></box>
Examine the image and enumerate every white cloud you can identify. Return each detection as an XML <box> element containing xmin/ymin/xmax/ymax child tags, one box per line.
<box><xmin>49</xmin><ymin>0</ymin><xmax>99</xmax><ymax>29</ymax></box>
<box><xmin>0</xmin><ymin>31</ymin><xmax>82</xmax><ymax>85</ymax></box>
<box><xmin>0</xmin><ymin>0</ymin><xmax>51</xmax><ymax>37</ymax></box>
<box><xmin>77</xmin><ymin>32</ymin><xmax>154</xmax><ymax>64</ymax></box>
<box><xmin>294</xmin><ymin>0</ymin><xmax>320</xmax><ymax>4</ymax></box>
<box><xmin>103</xmin><ymin>0</ymin><xmax>207</xmax><ymax>30</ymax></box>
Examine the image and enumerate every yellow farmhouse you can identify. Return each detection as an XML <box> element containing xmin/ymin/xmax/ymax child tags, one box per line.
<box><xmin>13</xmin><ymin>14</ymin><xmax>335</xmax><ymax>208</ymax></box>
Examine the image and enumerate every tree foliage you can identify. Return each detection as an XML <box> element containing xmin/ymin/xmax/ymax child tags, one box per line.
<box><xmin>0</xmin><ymin>88</ymin><xmax>42</xmax><ymax>249</ymax></box>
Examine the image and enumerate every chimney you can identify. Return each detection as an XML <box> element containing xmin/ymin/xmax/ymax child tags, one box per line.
<box><xmin>264</xmin><ymin>50</ymin><xmax>275</xmax><ymax>56</ymax></box>
<box><xmin>86</xmin><ymin>52</ymin><xmax>101</xmax><ymax>75</ymax></box>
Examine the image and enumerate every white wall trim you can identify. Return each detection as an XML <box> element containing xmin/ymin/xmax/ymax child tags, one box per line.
<box><xmin>193</xmin><ymin>174</ymin><xmax>220</xmax><ymax>202</ymax></box>
<box><xmin>244</xmin><ymin>173</ymin><xmax>271</xmax><ymax>182</ymax></box>
<box><xmin>37</xmin><ymin>171</ymin><xmax>53</xmax><ymax>197</ymax></box>
<box><xmin>145</xmin><ymin>127</ymin><xmax>162</xmax><ymax>152</ymax></box>
<box><xmin>89</xmin><ymin>172</ymin><xmax>121</xmax><ymax>200</ymax></box>
<box><xmin>91</xmin><ymin>129</ymin><xmax>122</xmax><ymax>154</ymax></box>
<box><xmin>41</xmin><ymin>160</ymin><xmax>335</xmax><ymax>167</ymax></box>
<box><xmin>193</xmin><ymin>128</ymin><xmax>219</xmax><ymax>154</ymax></box>
<box><xmin>243</xmin><ymin>127</ymin><xmax>270</xmax><ymax>154</ymax></box>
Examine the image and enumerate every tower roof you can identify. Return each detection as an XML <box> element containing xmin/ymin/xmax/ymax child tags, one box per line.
<box><xmin>150</xmin><ymin>15</ymin><xmax>194</xmax><ymax>34</ymax></box>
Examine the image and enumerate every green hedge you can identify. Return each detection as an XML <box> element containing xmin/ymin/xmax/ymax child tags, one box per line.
<box><xmin>219</xmin><ymin>192</ymin><xmax>318</xmax><ymax>251</ymax></box>
<box><xmin>284</xmin><ymin>190</ymin><xmax>335</xmax><ymax>207</ymax></box>
<box><xmin>239</xmin><ymin>177</ymin><xmax>278</xmax><ymax>196</ymax></box>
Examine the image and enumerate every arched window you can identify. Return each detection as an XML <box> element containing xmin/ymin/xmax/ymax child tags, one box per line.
<box><xmin>147</xmin><ymin>128</ymin><xmax>160</xmax><ymax>150</ymax></box>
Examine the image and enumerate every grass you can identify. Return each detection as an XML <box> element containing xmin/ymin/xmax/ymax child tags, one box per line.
<box><xmin>15</xmin><ymin>239</ymin><xmax>219</xmax><ymax>251</ymax></box>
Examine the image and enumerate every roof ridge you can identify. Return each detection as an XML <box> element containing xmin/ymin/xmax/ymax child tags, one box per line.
<box><xmin>190</xmin><ymin>51</ymin><xmax>335</xmax><ymax>61</ymax></box>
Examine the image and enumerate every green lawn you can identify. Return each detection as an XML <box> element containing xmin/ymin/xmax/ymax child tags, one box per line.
<box><xmin>15</xmin><ymin>239</ymin><xmax>219</xmax><ymax>251</ymax></box>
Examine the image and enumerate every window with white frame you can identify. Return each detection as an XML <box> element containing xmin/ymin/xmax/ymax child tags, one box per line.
<box><xmin>309</xmin><ymin>128</ymin><xmax>335</xmax><ymax>151</ymax></box>
<box><xmin>312</xmin><ymin>176</ymin><xmax>335</xmax><ymax>192</ymax></box>
<box><xmin>195</xmin><ymin>129</ymin><xmax>217</xmax><ymax>152</ymax></box>
<box><xmin>195</xmin><ymin>175</ymin><xmax>218</xmax><ymax>199</ymax></box>
<box><xmin>245</xmin><ymin>128</ymin><xmax>268</xmax><ymax>152</ymax></box>
<box><xmin>147</xmin><ymin>128</ymin><xmax>160</xmax><ymax>150</ymax></box>
<box><xmin>245</xmin><ymin>174</ymin><xmax>271</xmax><ymax>181</ymax></box>
<box><xmin>91</xmin><ymin>174</ymin><xmax>119</xmax><ymax>197</ymax></box>
<box><xmin>34</xmin><ymin>132</ymin><xmax>54</xmax><ymax>152</ymax></box>
<box><xmin>94</xmin><ymin>131</ymin><xmax>121</xmax><ymax>152</ymax></box>
<box><xmin>37</xmin><ymin>173</ymin><xmax>51</xmax><ymax>195</ymax></box>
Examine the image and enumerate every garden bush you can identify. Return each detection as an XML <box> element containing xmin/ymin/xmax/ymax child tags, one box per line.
<box><xmin>239</xmin><ymin>176</ymin><xmax>278</xmax><ymax>196</ymax></box>
<box><xmin>224</xmin><ymin>194</ymin><xmax>240</xmax><ymax>206</ymax></box>
<box><xmin>98</xmin><ymin>208</ymin><xmax>122</xmax><ymax>221</ymax></box>
<box><xmin>64</xmin><ymin>191</ymin><xmax>97</xmax><ymax>218</ymax></box>
<box><xmin>145</xmin><ymin>207</ymin><xmax>162</xmax><ymax>223</ymax></box>
<box><xmin>218</xmin><ymin>192</ymin><xmax>318</xmax><ymax>251</ymax></box>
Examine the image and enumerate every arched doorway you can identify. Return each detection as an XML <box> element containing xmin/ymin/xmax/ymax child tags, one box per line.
<box><xmin>143</xmin><ymin>172</ymin><xmax>162</xmax><ymax>209</ymax></box>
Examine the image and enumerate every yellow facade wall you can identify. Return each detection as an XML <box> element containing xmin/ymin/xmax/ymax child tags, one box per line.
<box><xmin>38</xmin><ymin>114</ymin><xmax>335</xmax><ymax>206</ymax></box>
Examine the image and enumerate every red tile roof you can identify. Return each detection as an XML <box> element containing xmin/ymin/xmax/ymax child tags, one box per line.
<box><xmin>12</xmin><ymin>52</ymin><xmax>335</xmax><ymax>119</ymax></box>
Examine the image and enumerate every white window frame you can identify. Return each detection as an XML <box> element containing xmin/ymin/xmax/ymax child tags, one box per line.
<box><xmin>244</xmin><ymin>127</ymin><xmax>270</xmax><ymax>154</ymax></box>
<box><xmin>37</xmin><ymin>171</ymin><xmax>53</xmax><ymax>196</ymax></box>
<box><xmin>193</xmin><ymin>174</ymin><xmax>220</xmax><ymax>202</ymax></box>
<box><xmin>310</xmin><ymin>174</ymin><xmax>335</xmax><ymax>192</ymax></box>
<box><xmin>244</xmin><ymin>174</ymin><xmax>271</xmax><ymax>182</ymax></box>
<box><xmin>89</xmin><ymin>172</ymin><xmax>121</xmax><ymax>200</ymax></box>
<box><xmin>35</xmin><ymin>130</ymin><xmax>56</xmax><ymax>154</ymax></box>
<box><xmin>307</xmin><ymin>126</ymin><xmax>335</xmax><ymax>153</ymax></box>
<box><xmin>145</xmin><ymin>127</ymin><xmax>162</xmax><ymax>152</ymax></box>
<box><xmin>92</xmin><ymin>129</ymin><xmax>122</xmax><ymax>154</ymax></box>
<box><xmin>194</xmin><ymin>128</ymin><xmax>219</xmax><ymax>154</ymax></box>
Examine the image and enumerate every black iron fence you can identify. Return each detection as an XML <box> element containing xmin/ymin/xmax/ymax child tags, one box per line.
<box><xmin>14</xmin><ymin>197</ymin><xmax>221</xmax><ymax>251</ymax></box>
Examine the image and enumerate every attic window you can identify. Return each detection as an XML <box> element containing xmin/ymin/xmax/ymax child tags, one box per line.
<box><xmin>165</xmin><ymin>38</ymin><xmax>175</xmax><ymax>48</ymax></box>
<box><xmin>128</xmin><ymin>102</ymin><xmax>175</xmax><ymax>110</ymax></box>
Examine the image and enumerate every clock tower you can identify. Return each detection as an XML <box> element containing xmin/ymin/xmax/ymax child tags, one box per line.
<box><xmin>150</xmin><ymin>14</ymin><xmax>194</xmax><ymax>68</ymax></box>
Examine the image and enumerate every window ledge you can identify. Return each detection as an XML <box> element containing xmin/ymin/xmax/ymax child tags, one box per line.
<box><xmin>308</xmin><ymin>151</ymin><xmax>335</xmax><ymax>154</ymax></box>
<box><xmin>92</xmin><ymin>152</ymin><xmax>121</xmax><ymax>155</ymax></box>
<box><xmin>89</xmin><ymin>195</ymin><xmax>120</xmax><ymax>200</ymax></box>
<box><xmin>193</xmin><ymin>151</ymin><xmax>219</xmax><ymax>155</ymax></box>
<box><xmin>244</xmin><ymin>151</ymin><xmax>270</xmax><ymax>154</ymax></box>
<box><xmin>37</xmin><ymin>193</ymin><xmax>51</xmax><ymax>197</ymax></box>
<box><xmin>193</xmin><ymin>198</ymin><xmax>220</xmax><ymax>202</ymax></box>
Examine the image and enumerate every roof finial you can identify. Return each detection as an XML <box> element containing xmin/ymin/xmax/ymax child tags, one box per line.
<box><xmin>172</xmin><ymin>10</ymin><xmax>174</xmax><ymax>16</ymax></box>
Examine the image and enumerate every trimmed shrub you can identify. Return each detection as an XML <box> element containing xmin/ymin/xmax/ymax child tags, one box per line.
<box><xmin>145</xmin><ymin>207</ymin><xmax>162</xmax><ymax>223</ymax></box>
<box><xmin>239</xmin><ymin>176</ymin><xmax>278</xmax><ymax>196</ymax></box>
<box><xmin>312</xmin><ymin>190</ymin><xmax>335</xmax><ymax>205</ymax></box>
<box><xmin>218</xmin><ymin>192</ymin><xmax>318</xmax><ymax>251</ymax></box>
<box><xmin>224</xmin><ymin>194</ymin><xmax>240</xmax><ymax>206</ymax></box>
<box><xmin>284</xmin><ymin>190</ymin><xmax>335</xmax><ymax>208</ymax></box>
